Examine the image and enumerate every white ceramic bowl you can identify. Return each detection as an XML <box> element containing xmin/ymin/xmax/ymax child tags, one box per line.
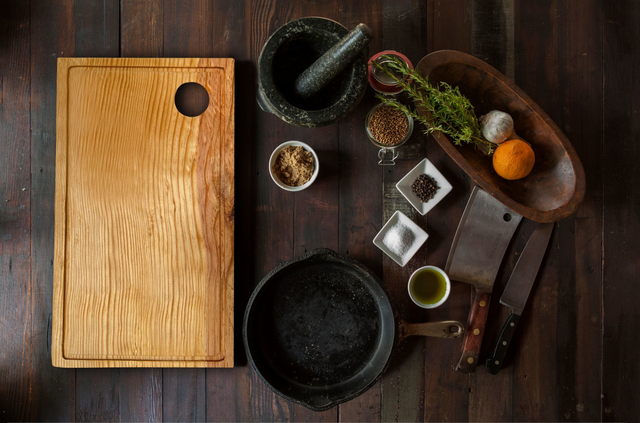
<box><xmin>396</xmin><ymin>158</ymin><xmax>452</xmax><ymax>215</ymax></box>
<box><xmin>407</xmin><ymin>265</ymin><xmax>451</xmax><ymax>309</ymax></box>
<box><xmin>373</xmin><ymin>211</ymin><xmax>428</xmax><ymax>267</ymax></box>
<box><xmin>269</xmin><ymin>141</ymin><xmax>319</xmax><ymax>192</ymax></box>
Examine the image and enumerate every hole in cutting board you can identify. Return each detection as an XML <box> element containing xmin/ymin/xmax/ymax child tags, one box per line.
<box><xmin>175</xmin><ymin>82</ymin><xmax>210</xmax><ymax>117</ymax></box>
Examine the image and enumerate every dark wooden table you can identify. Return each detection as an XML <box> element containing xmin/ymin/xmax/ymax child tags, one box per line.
<box><xmin>1</xmin><ymin>0</ymin><xmax>637</xmax><ymax>421</ymax></box>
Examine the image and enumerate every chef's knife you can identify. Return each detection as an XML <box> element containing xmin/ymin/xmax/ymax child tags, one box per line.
<box><xmin>445</xmin><ymin>186</ymin><xmax>522</xmax><ymax>373</ymax></box>
<box><xmin>485</xmin><ymin>221</ymin><xmax>554</xmax><ymax>375</ymax></box>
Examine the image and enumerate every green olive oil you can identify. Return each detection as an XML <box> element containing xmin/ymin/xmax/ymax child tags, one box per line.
<box><xmin>411</xmin><ymin>268</ymin><xmax>447</xmax><ymax>304</ymax></box>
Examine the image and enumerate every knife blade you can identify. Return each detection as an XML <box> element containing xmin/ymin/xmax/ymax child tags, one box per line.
<box><xmin>485</xmin><ymin>221</ymin><xmax>554</xmax><ymax>375</ymax></box>
<box><xmin>445</xmin><ymin>186</ymin><xmax>522</xmax><ymax>373</ymax></box>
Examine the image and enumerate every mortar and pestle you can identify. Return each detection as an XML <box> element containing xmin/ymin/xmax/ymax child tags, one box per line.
<box><xmin>257</xmin><ymin>17</ymin><xmax>373</xmax><ymax>127</ymax></box>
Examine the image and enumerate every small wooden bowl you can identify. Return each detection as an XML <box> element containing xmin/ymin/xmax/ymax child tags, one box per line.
<box><xmin>416</xmin><ymin>50</ymin><xmax>585</xmax><ymax>223</ymax></box>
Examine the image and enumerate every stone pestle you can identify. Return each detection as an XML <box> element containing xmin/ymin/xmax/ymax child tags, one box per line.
<box><xmin>294</xmin><ymin>23</ymin><xmax>373</xmax><ymax>99</ymax></box>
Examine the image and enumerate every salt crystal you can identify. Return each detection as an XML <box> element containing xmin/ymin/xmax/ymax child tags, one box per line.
<box><xmin>382</xmin><ymin>221</ymin><xmax>416</xmax><ymax>258</ymax></box>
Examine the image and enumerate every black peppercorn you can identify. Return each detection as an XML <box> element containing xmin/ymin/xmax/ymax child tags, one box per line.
<box><xmin>411</xmin><ymin>174</ymin><xmax>439</xmax><ymax>203</ymax></box>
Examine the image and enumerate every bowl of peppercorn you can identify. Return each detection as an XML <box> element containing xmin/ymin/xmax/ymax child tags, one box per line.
<box><xmin>396</xmin><ymin>158</ymin><xmax>452</xmax><ymax>215</ymax></box>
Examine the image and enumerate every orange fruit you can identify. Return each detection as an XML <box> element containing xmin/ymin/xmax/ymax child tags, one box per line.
<box><xmin>492</xmin><ymin>139</ymin><xmax>535</xmax><ymax>180</ymax></box>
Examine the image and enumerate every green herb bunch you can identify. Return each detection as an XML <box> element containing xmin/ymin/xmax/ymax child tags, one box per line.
<box><xmin>372</xmin><ymin>55</ymin><xmax>494</xmax><ymax>154</ymax></box>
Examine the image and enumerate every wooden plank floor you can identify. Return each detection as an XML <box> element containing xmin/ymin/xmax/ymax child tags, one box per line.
<box><xmin>0</xmin><ymin>0</ymin><xmax>636</xmax><ymax>421</ymax></box>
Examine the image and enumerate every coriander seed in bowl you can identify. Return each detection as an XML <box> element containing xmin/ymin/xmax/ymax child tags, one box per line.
<box><xmin>365</xmin><ymin>103</ymin><xmax>413</xmax><ymax>165</ymax></box>
<box><xmin>367</xmin><ymin>106</ymin><xmax>410</xmax><ymax>145</ymax></box>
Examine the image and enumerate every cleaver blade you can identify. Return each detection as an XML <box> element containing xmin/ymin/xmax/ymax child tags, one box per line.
<box><xmin>445</xmin><ymin>186</ymin><xmax>522</xmax><ymax>373</ymax></box>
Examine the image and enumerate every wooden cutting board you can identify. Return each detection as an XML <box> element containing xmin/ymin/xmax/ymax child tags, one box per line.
<box><xmin>53</xmin><ymin>58</ymin><xmax>234</xmax><ymax>368</ymax></box>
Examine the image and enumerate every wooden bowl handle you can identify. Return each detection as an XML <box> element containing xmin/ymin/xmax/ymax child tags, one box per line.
<box><xmin>455</xmin><ymin>289</ymin><xmax>491</xmax><ymax>373</ymax></box>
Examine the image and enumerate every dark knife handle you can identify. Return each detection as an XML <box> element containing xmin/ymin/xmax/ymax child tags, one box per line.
<box><xmin>485</xmin><ymin>312</ymin><xmax>521</xmax><ymax>375</ymax></box>
<box><xmin>455</xmin><ymin>289</ymin><xmax>491</xmax><ymax>373</ymax></box>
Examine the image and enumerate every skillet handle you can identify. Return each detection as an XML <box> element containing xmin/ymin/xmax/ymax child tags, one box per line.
<box><xmin>455</xmin><ymin>289</ymin><xmax>491</xmax><ymax>373</ymax></box>
<box><xmin>399</xmin><ymin>320</ymin><xmax>464</xmax><ymax>341</ymax></box>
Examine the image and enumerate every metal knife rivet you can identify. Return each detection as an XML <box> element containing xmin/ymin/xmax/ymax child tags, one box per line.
<box><xmin>473</xmin><ymin>329</ymin><xmax>480</xmax><ymax>335</ymax></box>
<box><xmin>502</xmin><ymin>341</ymin><xmax>507</xmax><ymax>345</ymax></box>
<box><xmin>510</xmin><ymin>322</ymin><xmax>515</xmax><ymax>327</ymax></box>
<box><xmin>467</xmin><ymin>357</ymin><xmax>474</xmax><ymax>364</ymax></box>
<box><xmin>495</xmin><ymin>360</ymin><xmax>500</xmax><ymax>365</ymax></box>
<box><xmin>479</xmin><ymin>301</ymin><xmax>487</xmax><ymax>307</ymax></box>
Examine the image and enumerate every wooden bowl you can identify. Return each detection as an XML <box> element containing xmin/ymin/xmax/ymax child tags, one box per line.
<box><xmin>416</xmin><ymin>50</ymin><xmax>585</xmax><ymax>223</ymax></box>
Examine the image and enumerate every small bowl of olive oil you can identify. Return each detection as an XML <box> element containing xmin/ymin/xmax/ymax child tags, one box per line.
<box><xmin>408</xmin><ymin>266</ymin><xmax>451</xmax><ymax>309</ymax></box>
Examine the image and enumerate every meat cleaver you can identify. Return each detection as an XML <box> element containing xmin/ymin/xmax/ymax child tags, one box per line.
<box><xmin>445</xmin><ymin>186</ymin><xmax>522</xmax><ymax>373</ymax></box>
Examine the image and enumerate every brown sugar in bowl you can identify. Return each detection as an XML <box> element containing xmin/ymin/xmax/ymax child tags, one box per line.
<box><xmin>268</xmin><ymin>141</ymin><xmax>320</xmax><ymax>192</ymax></box>
<box><xmin>415</xmin><ymin>50</ymin><xmax>585</xmax><ymax>223</ymax></box>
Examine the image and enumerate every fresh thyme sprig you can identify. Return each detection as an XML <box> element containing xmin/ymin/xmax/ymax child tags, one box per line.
<box><xmin>372</xmin><ymin>55</ymin><xmax>494</xmax><ymax>154</ymax></box>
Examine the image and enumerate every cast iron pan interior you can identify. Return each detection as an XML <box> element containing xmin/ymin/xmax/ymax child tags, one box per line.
<box><xmin>244</xmin><ymin>249</ymin><xmax>395</xmax><ymax>411</ymax></box>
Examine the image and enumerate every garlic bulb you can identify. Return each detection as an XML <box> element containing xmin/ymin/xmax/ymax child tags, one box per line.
<box><xmin>480</xmin><ymin>110</ymin><xmax>514</xmax><ymax>144</ymax></box>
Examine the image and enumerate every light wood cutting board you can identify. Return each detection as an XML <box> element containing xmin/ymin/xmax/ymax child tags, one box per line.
<box><xmin>53</xmin><ymin>58</ymin><xmax>234</xmax><ymax>368</ymax></box>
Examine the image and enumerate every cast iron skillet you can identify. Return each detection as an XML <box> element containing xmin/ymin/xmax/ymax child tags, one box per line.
<box><xmin>243</xmin><ymin>248</ymin><xmax>463</xmax><ymax>411</ymax></box>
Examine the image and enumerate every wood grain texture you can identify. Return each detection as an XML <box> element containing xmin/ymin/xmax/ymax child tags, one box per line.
<box><xmin>67</xmin><ymin>2</ymin><xmax>123</xmax><ymax>419</ymax></box>
<box><xmin>53</xmin><ymin>58</ymin><xmax>234</xmax><ymax>367</ymax></box>
<box><xmin>603</xmin><ymin>0</ymin><xmax>640</xmax><ymax>422</ymax></box>
<box><xmin>28</xmin><ymin>0</ymin><xmax>77</xmax><ymax>420</ymax></box>
<box><xmin>553</xmin><ymin>1</ymin><xmax>603</xmax><ymax>421</ymax></box>
<box><xmin>203</xmin><ymin>0</ymin><xmax>252</xmax><ymax>421</ymax></box>
<box><xmin>0</xmin><ymin>1</ymin><xmax>32</xmax><ymax>421</ymax></box>
<box><xmin>245</xmin><ymin>1</ymin><xmax>296</xmax><ymax>420</ymax></box>
<box><xmin>470</xmin><ymin>0</ymin><xmax>515</xmax><ymax>80</ymax></box>
<box><xmin>455</xmin><ymin>290</ymin><xmax>491</xmax><ymax>373</ymax></box>
<box><xmin>423</xmin><ymin>2</ymin><xmax>474</xmax><ymax>422</ymax></box>
<box><xmin>120</xmin><ymin>0</ymin><xmax>163</xmax><ymax>57</ymax></box>
<box><xmin>163</xmin><ymin>368</ymin><xmax>206</xmax><ymax>421</ymax></box>
<box><xmin>337</xmin><ymin>0</ymin><xmax>385</xmax><ymax>420</ymax></box>
<box><xmin>510</xmin><ymin>2</ymin><xmax>560</xmax><ymax>420</ymax></box>
<box><xmin>163</xmin><ymin>0</ymin><xmax>213</xmax><ymax>58</ymax></box>
<box><xmin>74</xmin><ymin>0</ymin><xmax>119</xmax><ymax>58</ymax></box>
<box><xmin>155</xmin><ymin>1</ymin><xmax>216</xmax><ymax>418</ymax></box>
<box><xmin>118</xmin><ymin>5</ymin><xmax>165</xmax><ymax>419</ymax></box>
<box><xmin>119</xmin><ymin>368</ymin><xmax>162</xmax><ymax>422</ymax></box>
<box><xmin>378</xmin><ymin>1</ymin><xmax>432</xmax><ymax>421</ymax></box>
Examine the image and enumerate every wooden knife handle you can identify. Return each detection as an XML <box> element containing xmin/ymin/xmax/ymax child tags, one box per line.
<box><xmin>455</xmin><ymin>289</ymin><xmax>491</xmax><ymax>373</ymax></box>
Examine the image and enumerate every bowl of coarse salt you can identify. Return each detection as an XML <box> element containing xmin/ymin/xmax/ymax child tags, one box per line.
<box><xmin>373</xmin><ymin>211</ymin><xmax>428</xmax><ymax>267</ymax></box>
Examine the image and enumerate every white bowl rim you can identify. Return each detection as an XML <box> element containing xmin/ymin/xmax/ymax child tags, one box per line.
<box><xmin>396</xmin><ymin>158</ymin><xmax>453</xmax><ymax>215</ymax></box>
<box><xmin>372</xmin><ymin>210</ymin><xmax>428</xmax><ymax>267</ymax></box>
<box><xmin>268</xmin><ymin>141</ymin><xmax>320</xmax><ymax>192</ymax></box>
<box><xmin>407</xmin><ymin>265</ymin><xmax>451</xmax><ymax>309</ymax></box>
